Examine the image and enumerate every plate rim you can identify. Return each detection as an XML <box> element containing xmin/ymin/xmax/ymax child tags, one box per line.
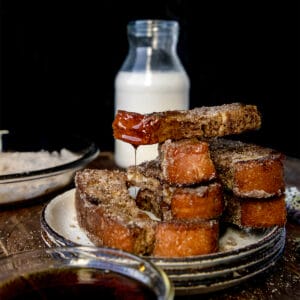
<box><xmin>41</xmin><ymin>188</ymin><xmax>286</xmax><ymax>296</ymax></box>
<box><xmin>40</xmin><ymin>188</ymin><xmax>287</xmax><ymax>295</ymax></box>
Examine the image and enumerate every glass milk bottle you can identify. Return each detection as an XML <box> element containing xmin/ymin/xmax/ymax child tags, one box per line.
<box><xmin>114</xmin><ymin>19</ymin><xmax>190</xmax><ymax>168</ymax></box>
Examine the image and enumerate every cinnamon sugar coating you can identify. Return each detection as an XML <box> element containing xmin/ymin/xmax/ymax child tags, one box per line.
<box><xmin>223</xmin><ymin>193</ymin><xmax>287</xmax><ymax>228</ymax></box>
<box><xmin>75</xmin><ymin>169</ymin><xmax>157</xmax><ymax>255</ymax></box>
<box><xmin>76</xmin><ymin>102</ymin><xmax>288</xmax><ymax>258</ymax></box>
<box><xmin>209</xmin><ymin>138</ymin><xmax>285</xmax><ymax>198</ymax></box>
<box><xmin>128</xmin><ymin>162</ymin><xmax>224</xmax><ymax>220</ymax></box>
<box><xmin>112</xmin><ymin>103</ymin><xmax>261</xmax><ymax>145</ymax></box>
<box><xmin>75</xmin><ymin>168</ymin><xmax>220</xmax><ymax>257</ymax></box>
<box><xmin>160</xmin><ymin>139</ymin><xmax>216</xmax><ymax>185</ymax></box>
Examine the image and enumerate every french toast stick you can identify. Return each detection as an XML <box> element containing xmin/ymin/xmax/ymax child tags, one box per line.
<box><xmin>112</xmin><ymin>103</ymin><xmax>261</xmax><ymax>145</ymax></box>
<box><xmin>209</xmin><ymin>138</ymin><xmax>285</xmax><ymax>198</ymax></box>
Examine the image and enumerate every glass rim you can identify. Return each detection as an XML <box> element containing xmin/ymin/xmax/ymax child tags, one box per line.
<box><xmin>0</xmin><ymin>246</ymin><xmax>174</xmax><ymax>300</ymax></box>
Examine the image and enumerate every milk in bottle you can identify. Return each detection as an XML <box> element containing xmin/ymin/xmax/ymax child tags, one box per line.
<box><xmin>114</xmin><ymin>20</ymin><xmax>190</xmax><ymax>168</ymax></box>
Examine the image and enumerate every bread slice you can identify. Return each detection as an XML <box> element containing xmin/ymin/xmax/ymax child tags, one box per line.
<box><xmin>222</xmin><ymin>192</ymin><xmax>287</xmax><ymax>228</ymax></box>
<box><xmin>170</xmin><ymin>184</ymin><xmax>224</xmax><ymax>220</ymax></box>
<box><xmin>127</xmin><ymin>160</ymin><xmax>162</xmax><ymax>192</ymax></box>
<box><xmin>153</xmin><ymin>219</ymin><xmax>219</xmax><ymax>257</ymax></box>
<box><xmin>127</xmin><ymin>138</ymin><xmax>216</xmax><ymax>186</ymax></box>
<box><xmin>159</xmin><ymin>138</ymin><xmax>216</xmax><ymax>185</ymax></box>
<box><xmin>127</xmin><ymin>162</ymin><xmax>224</xmax><ymax>220</ymax></box>
<box><xmin>134</xmin><ymin>188</ymin><xmax>167</xmax><ymax>220</ymax></box>
<box><xmin>75</xmin><ymin>168</ymin><xmax>220</xmax><ymax>257</ymax></box>
<box><xmin>209</xmin><ymin>138</ymin><xmax>285</xmax><ymax>198</ymax></box>
<box><xmin>75</xmin><ymin>169</ymin><xmax>157</xmax><ymax>255</ymax></box>
<box><xmin>112</xmin><ymin>103</ymin><xmax>261</xmax><ymax>145</ymax></box>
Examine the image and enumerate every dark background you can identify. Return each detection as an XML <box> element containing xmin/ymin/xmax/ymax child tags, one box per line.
<box><xmin>0</xmin><ymin>1</ymin><xmax>299</xmax><ymax>158</ymax></box>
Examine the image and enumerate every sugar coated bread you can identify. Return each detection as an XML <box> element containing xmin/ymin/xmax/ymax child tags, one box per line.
<box><xmin>76</xmin><ymin>102</ymin><xmax>286</xmax><ymax>259</ymax></box>
<box><xmin>75</xmin><ymin>169</ymin><xmax>156</xmax><ymax>255</ymax></box>
<box><xmin>113</xmin><ymin>103</ymin><xmax>261</xmax><ymax>145</ymax></box>
<box><xmin>128</xmin><ymin>138</ymin><xmax>216</xmax><ymax>186</ymax></box>
<box><xmin>75</xmin><ymin>168</ymin><xmax>220</xmax><ymax>257</ymax></box>
<box><xmin>170</xmin><ymin>184</ymin><xmax>224</xmax><ymax>220</ymax></box>
<box><xmin>127</xmin><ymin>162</ymin><xmax>224</xmax><ymax>220</ymax></box>
<box><xmin>222</xmin><ymin>193</ymin><xmax>287</xmax><ymax>228</ymax></box>
<box><xmin>153</xmin><ymin>220</ymin><xmax>219</xmax><ymax>257</ymax></box>
<box><xmin>210</xmin><ymin>138</ymin><xmax>285</xmax><ymax>198</ymax></box>
<box><xmin>159</xmin><ymin>139</ymin><xmax>216</xmax><ymax>185</ymax></box>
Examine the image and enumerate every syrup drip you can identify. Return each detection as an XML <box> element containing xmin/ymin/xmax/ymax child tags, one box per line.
<box><xmin>132</xmin><ymin>144</ymin><xmax>138</xmax><ymax>168</ymax></box>
<box><xmin>132</xmin><ymin>144</ymin><xmax>139</xmax><ymax>198</ymax></box>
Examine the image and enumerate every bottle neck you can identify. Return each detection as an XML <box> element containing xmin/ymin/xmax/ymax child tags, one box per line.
<box><xmin>121</xmin><ymin>20</ymin><xmax>184</xmax><ymax>72</ymax></box>
<box><xmin>128</xmin><ymin>34</ymin><xmax>177</xmax><ymax>52</ymax></box>
<box><xmin>129</xmin><ymin>20</ymin><xmax>178</xmax><ymax>50</ymax></box>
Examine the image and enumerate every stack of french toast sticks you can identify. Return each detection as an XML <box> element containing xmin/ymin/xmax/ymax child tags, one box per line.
<box><xmin>75</xmin><ymin>103</ymin><xmax>286</xmax><ymax>257</ymax></box>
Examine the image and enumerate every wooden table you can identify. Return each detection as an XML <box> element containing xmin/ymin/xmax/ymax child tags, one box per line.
<box><xmin>0</xmin><ymin>152</ymin><xmax>299</xmax><ymax>299</ymax></box>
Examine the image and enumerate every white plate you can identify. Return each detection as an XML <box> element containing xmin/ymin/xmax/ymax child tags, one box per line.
<box><xmin>41</xmin><ymin>188</ymin><xmax>286</xmax><ymax>295</ymax></box>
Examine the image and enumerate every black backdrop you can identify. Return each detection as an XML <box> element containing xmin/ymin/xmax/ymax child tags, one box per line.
<box><xmin>1</xmin><ymin>1</ymin><xmax>299</xmax><ymax>158</ymax></box>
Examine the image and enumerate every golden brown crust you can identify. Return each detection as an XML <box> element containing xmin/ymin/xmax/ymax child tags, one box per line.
<box><xmin>153</xmin><ymin>220</ymin><xmax>219</xmax><ymax>257</ymax></box>
<box><xmin>127</xmin><ymin>159</ymin><xmax>224</xmax><ymax>220</ymax></box>
<box><xmin>134</xmin><ymin>183</ymin><xmax>224</xmax><ymax>221</ymax></box>
<box><xmin>171</xmin><ymin>183</ymin><xmax>224</xmax><ymax>220</ymax></box>
<box><xmin>75</xmin><ymin>169</ymin><xmax>157</xmax><ymax>255</ymax></box>
<box><xmin>223</xmin><ymin>193</ymin><xmax>287</xmax><ymax>228</ymax></box>
<box><xmin>128</xmin><ymin>139</ymin><xmax>216</xmax><ymax>186</ymax></box>
<box><xmin>209</xmin><ymin>138</ymin><xmax>285</xmax><ymax>198</ymax></box>
<box><xmin>76</xmin><ymin>101</ymin><xmax>287</xmax><ymax>258</ymax></box>
<box><xmin>75</xmin><ymin>168</ymin><xmax>220</xmax><ymax>257</ymax></box>
<box><xmin>112</xmin><ymin>103</ymin><xmax>261</xmax><ymax>145</ymax></box>
<box><xmin>75</xmin><ymin>191</ymin><xmax>156</xmax><ymax>254</ymax></box>
<box><xmin>160</xmin><ymin>139</ymin><xmax>216</xmax><ymax>185</ymax></box>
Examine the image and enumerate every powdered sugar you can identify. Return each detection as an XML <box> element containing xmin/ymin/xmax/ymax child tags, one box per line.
<box><xmin>0</xmin><ymin>149</ymin><xmax>80</xmax><ymax>204</ymax></box>
<box><xmin>0</xmin><ymin>149</ymin><xmax>78</xmax><ymax>175</ymax></box>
